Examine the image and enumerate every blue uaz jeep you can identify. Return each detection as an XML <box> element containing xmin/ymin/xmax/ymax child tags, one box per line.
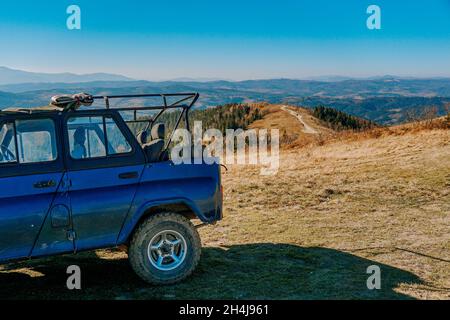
<box><xmin>0</xmin><ymin>93</ymin><xmax>223</xmax><ymax>284</ymax></box>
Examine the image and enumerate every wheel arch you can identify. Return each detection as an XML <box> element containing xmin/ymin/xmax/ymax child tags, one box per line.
<box><xmin>117</xmin><ymin>198</ymin><xmax>203</xmax><ymax>245</ymax></box>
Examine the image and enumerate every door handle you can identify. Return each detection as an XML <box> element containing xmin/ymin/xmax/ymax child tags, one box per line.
<box><xmin>118</xmin><ymin>171</ymin><xmax>139</xmax><ymax>179</ymax></box>
<box><xmin>33</xmin><ymin>180</ymin><xmax>56</xmax><ymax>189</ymax></box>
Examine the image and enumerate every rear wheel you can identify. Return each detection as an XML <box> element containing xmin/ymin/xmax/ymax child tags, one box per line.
<box><xmin>129</xmin><ymin>212</ymin><xmax>201</xmax><ymax>285</ymax></box>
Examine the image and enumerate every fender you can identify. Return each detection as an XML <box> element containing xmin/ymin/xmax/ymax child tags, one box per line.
<box><xmin>116</xmin><ymin>197</ymin><xmax>204</xmax><ymax>245</ymax></box>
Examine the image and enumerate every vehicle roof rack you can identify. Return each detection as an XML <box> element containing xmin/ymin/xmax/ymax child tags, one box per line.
<box><xmin>89</xmin><ymin>93</ymin><xmax>200</xmax><ymax>152</ymax></box>
<box><xmin>48</xmin><ymin>92</ymin><xmax>199</xmax><ymax>112</ymax></box>
<box><xmin>1</xmin><ymin>93</ymin><xmax>200</xmax><ymax>129</ymax></box>
<box><xmin>89</xmin><ymin>93</ymin><xmax>199</xmax><ymax>126</ymax></box>
<box><xmin>92</xmin><ymin>92</ymin><xmax>199</xmax><ymax>112</ymax></box>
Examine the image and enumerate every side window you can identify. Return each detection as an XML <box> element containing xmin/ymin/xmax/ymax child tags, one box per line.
<box><xmin>67</xmin><ymin>116</ymin><xmax>132</xmax><ymax>160</ymax></box>
<box><xmin>0</xmin><ymin>122</ymin><xmax>17</xmax><ymax>163</ymax></box>
<box><xmin>68</xmin><ymin>116</ymin><xmax>106</xmax><ymax>159</ymax></box>
<box><xmin>105</xmin><ymin>117</ymin><xmax>132</xmax><ymax>155</ymax></box>
<box><xmin>0</xmin><ymin>119</ymin><xmax>57</xmax><ymax>164</ymax></box>
<box><xmin>16</xmin><ymin>119</ymin><xmax>58</xmax><ymax>163</ymax></box>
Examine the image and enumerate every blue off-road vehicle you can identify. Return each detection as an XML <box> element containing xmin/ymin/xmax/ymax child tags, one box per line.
<box><xmin>0</xmin><ymin>93</ymin><xmax>222</xmax><ymax>284</ymax></box>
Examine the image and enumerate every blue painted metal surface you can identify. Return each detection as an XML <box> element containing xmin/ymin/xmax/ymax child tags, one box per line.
<box><xmin>0</xmin><ymin>172</ymin><xmax>63</xmax><ymax>260</ymax></box>
<box><xmin>0</xmin><ymin>161</ymin><xmax>222</xmax><ymax>263</ymax></box>
<box><xmin>68</xmin><ymin>164</ymin><xmax>144</xmax><ymax>251</ymax></box>
<box><xmin>31</xmin><ymin>173</ymin><xmax>74</xmax><ymax>257</ymax></box>
<box><xmin>117</xmin><ymin>161</ymin><xmax>222</xmax><ymax>244</ymax></box>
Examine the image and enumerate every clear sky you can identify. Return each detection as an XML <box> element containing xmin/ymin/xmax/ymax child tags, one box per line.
<box><xmin>0</xmin><ymin>0</ymin><xmax>449</xmax><ymax>80</ymax></box>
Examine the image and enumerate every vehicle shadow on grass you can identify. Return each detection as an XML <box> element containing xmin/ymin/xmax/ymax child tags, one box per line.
<box><xmin>0</xmin><ymin>243</ymin><xmax>421</xmax><ymax>300</ymax></box>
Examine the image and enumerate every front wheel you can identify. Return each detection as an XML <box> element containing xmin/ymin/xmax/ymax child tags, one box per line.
<box><xmin>129</xmin><ymin>212</ymin><xmax>201</xmax><ymax>285</ymax></box>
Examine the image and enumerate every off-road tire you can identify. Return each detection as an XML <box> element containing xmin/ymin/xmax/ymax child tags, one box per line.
<box><xmin>129</xmin><ymin>212</ymin><xmax>201</xmax><ymax>285</ymax></box>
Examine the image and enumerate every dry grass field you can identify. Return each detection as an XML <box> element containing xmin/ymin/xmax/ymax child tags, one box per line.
<box><xmin>1</xmin><ymin>106</ymin><xmax>449</xmax><ymax>300</ymax></box>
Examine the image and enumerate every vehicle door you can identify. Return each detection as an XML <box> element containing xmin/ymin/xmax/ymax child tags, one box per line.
<box><xmin>0</xmin><ymin>115</ymin><xmax>65</xmax><ymax>261</ymax></box>
<box><xmin>62</xmin><ymin>111</ymin><xmax>145</xmax><ymax>251</ymax></box>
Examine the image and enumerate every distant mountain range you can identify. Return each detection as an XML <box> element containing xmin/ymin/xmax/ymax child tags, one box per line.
<box><xmin>0</xmin><ymin>66</ymin><xmax>133</xmax><ymax>85</ymax></box>
<box><xmin>2</xmin><ymin>76</ymin><xmax>450</xmax><ymax>96</ymax></box>
<box><xmin>0</xmin><ymin>67</ymin><xmax>449</xmax><ymax>125</ymax></box>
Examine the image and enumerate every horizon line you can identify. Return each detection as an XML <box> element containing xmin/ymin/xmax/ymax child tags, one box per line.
<box><xmin>2</xmin><ymin>66</ymin><xmax>450</xmax><ymax>83</ymax></box>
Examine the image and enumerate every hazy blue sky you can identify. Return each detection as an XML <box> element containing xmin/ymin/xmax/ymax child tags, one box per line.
<box><xmin>0</xmin><ymin>0</ymin><xmax>449</xmax><ymax>80</ymax></box>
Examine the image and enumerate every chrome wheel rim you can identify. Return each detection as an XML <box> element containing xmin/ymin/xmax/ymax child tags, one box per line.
<box><xmin>147</xmin><ymin>230</ymin><xmax>187</xmax><ymax>271</ymax></box>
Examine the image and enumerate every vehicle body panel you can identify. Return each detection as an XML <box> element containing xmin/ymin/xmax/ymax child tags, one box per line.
<box><xmin>0</xmin><ymin>113</ymin><xmax>65</xmax><ymax>262</ymax></box>
<box><xmin>31</xmin><ymin>173</ymin><xmax>75</xmax><ymax>257</ymax></box>
<box><xmin>0</xmin><ymin>172</ymin><xmax>63</xmax><ymax>261</ymax></box>
<box><xmin>68</xmin><ymin>164</ymin><xmax>144</xmax><ymax>251</ymax></box>
<box><xmin>117</xmin><ymin>161</ymin><xmax>222</xmax><ymax>244</ymax></box>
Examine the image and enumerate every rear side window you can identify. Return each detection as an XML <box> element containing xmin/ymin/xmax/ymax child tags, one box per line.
<box><xmin>0</xmin><ymin>119</ymin><xmax>58</xmax><ymax>164</ymax></box>
<box><xmin>67</xmin><ymin>115</ymin><xmax>132</xmax><ymax>160</ymax></box>
<box><xmin>68</xmin><ymin>116</ymin><xmax>106</xmax><ymax>159</ymax></box>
